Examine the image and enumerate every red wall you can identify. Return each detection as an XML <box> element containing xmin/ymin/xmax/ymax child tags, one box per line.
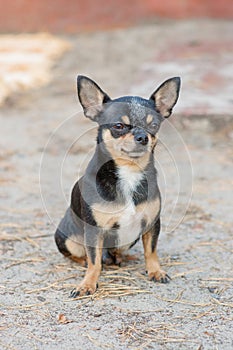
<box><xmin>0</xmin><ymin>0</ymin><xmax>232</xmax><ymax>33</ymax></box>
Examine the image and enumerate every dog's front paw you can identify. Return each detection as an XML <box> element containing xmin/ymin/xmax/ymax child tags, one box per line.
<box><xmin>148</xmin><ymin>269</ymin><xmax>171</xmax><ymax>284</ymax></box>
<box><xmin>70</xmin><ymin>282</ymin><xmax>99</xmax><ymax>297</ymax></box>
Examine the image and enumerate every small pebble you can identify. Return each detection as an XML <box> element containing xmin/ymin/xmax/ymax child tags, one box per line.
<box><xmin>37</xmin><ymin>296</ymin><xmax>46</xmax><ymax>302</ymax></box>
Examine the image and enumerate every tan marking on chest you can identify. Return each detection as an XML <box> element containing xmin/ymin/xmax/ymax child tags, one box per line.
<box><xmin>92</xmin><ymin>196</ymin><xmax>160</xmax><ymax>244</ymax></box>
<box><xmin>92</xmin><ymin>202</ymin><xmax>125</xmax><ymax>229</ymax></box>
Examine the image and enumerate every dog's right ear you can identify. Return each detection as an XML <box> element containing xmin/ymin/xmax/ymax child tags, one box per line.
<box><xmin>77</xmin><ymin>75</ymin><xmax>111</xmax><ymax>121</ymax></box>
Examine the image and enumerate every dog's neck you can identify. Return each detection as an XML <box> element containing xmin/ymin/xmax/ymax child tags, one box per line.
<box><xmin>88</xmin><ymin>146</ymin><xmax>151</xmax><ymax>204</ymax></box>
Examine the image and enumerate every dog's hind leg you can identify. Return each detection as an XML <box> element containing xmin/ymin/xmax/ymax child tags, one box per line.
<box><xmin>55</xmin><ymin>228</ymin><xmax>72</xmax><ymax>257</ymax></box>
<box><xmin>54</xmin><ymin>208</ymin><xmax>86</xmax><ymax>265</ymax></box>
<box><xmin>102</xmin><ymin>249</ymin><xmax>122</xmax><ymax>266</ymax></box>
<box><xmin>55</xmin><ymin>228</ymin><xmax>86</xmax><ymax>265</ymax></box>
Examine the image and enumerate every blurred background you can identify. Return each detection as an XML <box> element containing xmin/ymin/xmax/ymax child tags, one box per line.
<box><xmin>0</xmin><ymin>0</ymin><xmax>232</xmax><ymax>112</ymax></box>
<box><xmin>0</xmin><ymin>0</ymin><xmax>233</xmax><ymax>32</ymax></box>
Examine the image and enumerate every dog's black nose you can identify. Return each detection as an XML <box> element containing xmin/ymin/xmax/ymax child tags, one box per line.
<box><xmin>134</xmin><ymin>132</ymin><xmax>149</xmax><ymax>145</ymax></box>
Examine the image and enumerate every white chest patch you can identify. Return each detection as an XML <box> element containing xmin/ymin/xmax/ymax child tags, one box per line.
<box><xmin>117</xmin><ymin>166</ymin><xmax>144</xmax><ymax>248</ymax></box>
<box><xmin>118</xmin><ymin>166</ymin><xmax>143</xmax><ymax>198</ymax></box>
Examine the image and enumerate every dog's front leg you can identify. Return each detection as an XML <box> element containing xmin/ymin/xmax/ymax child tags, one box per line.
<box><xmin>70</xmin><ymin>228</ymin><xmax>103</xmax><ymax>297</ymax></box>
<box><xmin>142</xmin><ymin>218</ymin><xmax>170</xmax><ymax>283</ymax></box>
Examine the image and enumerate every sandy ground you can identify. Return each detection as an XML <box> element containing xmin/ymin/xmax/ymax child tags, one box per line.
<box><xmin>0</xmin><ymin>20</ymin><xmax>233</xmax><ymax>350</ymax></box>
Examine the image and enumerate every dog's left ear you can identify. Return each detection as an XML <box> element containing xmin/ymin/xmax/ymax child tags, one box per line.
<box><xmin>77</xmin><ymin>75</ymin><xmax>111</xmax><ymax>121</ymax></box>
<box><xmin>150</xmin><ymin>77</ymin><xmax>181</xmax><ymax>118</ymax></box>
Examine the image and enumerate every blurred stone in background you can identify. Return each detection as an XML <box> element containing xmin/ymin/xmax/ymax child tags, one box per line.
<box><xmin>0</xmin><ymin>34</ymin><xmax>70</xmax><ymax>106</ymax></box>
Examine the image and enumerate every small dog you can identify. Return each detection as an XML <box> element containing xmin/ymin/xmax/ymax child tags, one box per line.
<box><xmin>55</xmin><ymin>75</ymin><xmax>181</xmax><ymax>297</ymax></box>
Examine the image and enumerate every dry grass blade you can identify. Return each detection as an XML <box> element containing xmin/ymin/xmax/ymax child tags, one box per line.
<box><xmin>0</xmin><ymin>232</ymin><xmax>24</xmax><ymax>242</ymax></box>
<box><xmin>63</xmin><ymin>262</ymin><xmax>152</xmax><ymax>301</ymax></box>
<box><xmin>216</xmin><ymin>242</ymin><xmax>233</xmax><ymax>253</ymax></box>
<box><xmin>25</xmin><ymin>275</ymin><xmax>77</xmax><ymax>294</ymax></box>
<box><xmin>118</xmin><ymin>322</ymin><xmax>197</xmax><ymax>347</ymax></box>
<box><xmin>0</xmin><ymin>223</ymin><xmax>22</xmax><ymax>228</ymax></box>
<box><xmin>5</xmin><ymin>257</ymin><xmax>45</xmax><ymax>269</ymax></box>
<box><xmin>103</xmin><ymin>275</ymin><xmax>139</xmax><ymax>285</ymax></box>
<box><xmin>154</xmin><ymin>295</ymin><xmax>211</xmax><ymax>307</ymax></box>
<box><xmin>192</xmin><ymin>307</ymin><xmax>216</xmax><ymax>319</ymax></box>
<box><xmin>172</xmin><ymin>268</ymin><xmax>203</xmax><ymax>279</ymax></box>
<box><xmin>115</xmin><ymin>306</ymin><xmax>164</xmax><ymax>314</ymax></box>
<box><xmin>24</xmin><ymin>237</ymin><xmax>40</xmax><ymax>248</ymax></box>
<box><xmin>0</xmin><ymin>232</ymin><xmax>52</xmax><ymax>246</ymax></box>
<box><xmin>211</xmin><ymin>298</ymin><xmax>233</xmax><ymax>308</ymax></box>
<box><xmin>201</xmin><ymin>277</ymin><xmax>233</xmax><ymax>282</ymax></box>
<box><xmin>66</xmin><ymin>281</ymin><xmax>150</xmax><ymax>302</ymax></box>
<box><xmin>2</xmin><ymin>301</ymin><xmax>48</xmax><ymax>310</ymax></box>
<box><xmin>194</xmin><ymin>240</ymin><xmax>233</xmax><ymax>253</ymax></box>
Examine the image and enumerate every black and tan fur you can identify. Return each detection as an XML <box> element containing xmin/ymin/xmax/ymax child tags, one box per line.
<box><xmin>55</xmin><ymin>75</ymin><xmax>181</xmax><ymax>297</ymax></box>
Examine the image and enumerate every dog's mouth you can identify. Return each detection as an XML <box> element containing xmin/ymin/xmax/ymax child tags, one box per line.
<box><xmin>121</xmin><ymin>148</ymin><xmax>147</xmax><ymax>158</ymax></box>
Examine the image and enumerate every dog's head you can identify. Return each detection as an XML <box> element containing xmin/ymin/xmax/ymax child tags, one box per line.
<box><xmin>77</xmin><ymin>75</ymin><xmax>180</xmax><ymax>163</ymax></box>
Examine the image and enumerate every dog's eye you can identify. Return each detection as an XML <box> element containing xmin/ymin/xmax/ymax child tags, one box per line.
<box><xmin>151</xmin><ymin>123</ymin><xmax>159</xmax><ymax>131</ymax></box>
<box><xmin>113</xmin><ymin>123</ymin><xmax>125</xmax><ymax>130</ymax></box>
<box><xmin>151</xmin><ymin>123</ymin><xmax>158</xmax><ymax>128</ymax></box>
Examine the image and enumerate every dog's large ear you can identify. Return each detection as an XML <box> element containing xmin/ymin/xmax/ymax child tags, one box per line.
<box><xmin>77</xmin><ymin>75</ymin><xmax>111</xmax><ymax>121</ymax></box>
<box><xmin>150</xmin><ymin>77</ymin><xmax>181</xmax><ymax>118</ymax></box>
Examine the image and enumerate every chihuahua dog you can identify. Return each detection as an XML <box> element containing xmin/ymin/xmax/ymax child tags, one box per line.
<box><xmin>55</xmin><ymin>75</ymin><xmax>181</xmax><ymax>297</ymax></box>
